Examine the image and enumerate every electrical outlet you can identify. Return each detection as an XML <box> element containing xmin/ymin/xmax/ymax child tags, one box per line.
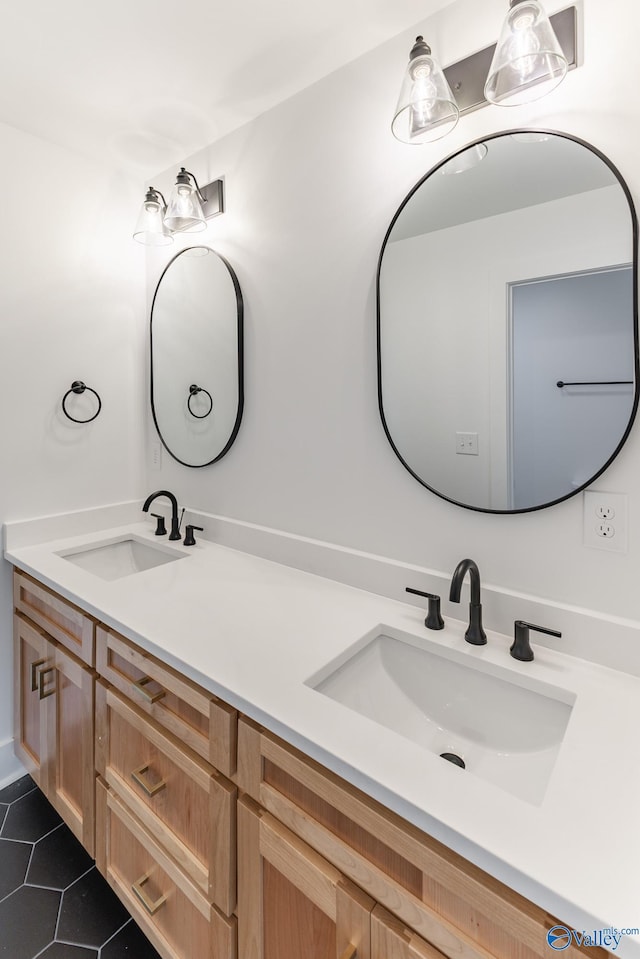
<box><xmin>596</xmin><ymin>522</ymin><xmax>615</xmax><ymax>538</ymax></box>
<box><xmin>583</xmin><ymin>491</ymin><xmax>628</xmax><ymax>552</ymax></box>
<box><xmin>151</xmin><ymin>441</ymin><xmax>162</xmax><ymax>471</ymax></box>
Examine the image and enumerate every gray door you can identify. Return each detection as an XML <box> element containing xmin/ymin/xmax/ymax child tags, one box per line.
<box><xmin>510</xmin><ymin>266</ymin><xmax>634</xmax><ymax>509</ymax></box>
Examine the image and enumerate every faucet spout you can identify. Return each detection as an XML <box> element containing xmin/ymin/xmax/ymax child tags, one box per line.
<box><xmin>142</xmin><ymin>489</ymin><xmax>181</xmax><ymax>541</ymax></box>
<box><xmin>449</xmin><ymin>558</ymin><xmax>487</xmax><ymax>646</ymax></box>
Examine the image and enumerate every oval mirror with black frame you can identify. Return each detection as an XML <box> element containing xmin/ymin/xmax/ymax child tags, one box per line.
<box><xmin>151</xmin><ymin>246</ymin><xmax>244</xmax><ymax>468</ymax></box>
<box><xmin>377</xmin><ymin>130</ymin><xmax>639</xmax><ymax>513</ymax></box>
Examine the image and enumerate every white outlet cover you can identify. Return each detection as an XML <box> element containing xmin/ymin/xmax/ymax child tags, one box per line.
<box><xmin>583</xmin><ymin>491</ymin><xmax>628</xmax><ymax>552</ymax></box>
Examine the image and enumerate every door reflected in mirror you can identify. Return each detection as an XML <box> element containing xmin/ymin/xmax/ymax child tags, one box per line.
<box><xmin>377</xmin><ymin>131</ymin><xmax>638</xmax><ymax>512</ymax></box>
<box><xmin>151</xmin><ymin>246</ymin><xmax>244</xmax><ymax>468</ymax></box>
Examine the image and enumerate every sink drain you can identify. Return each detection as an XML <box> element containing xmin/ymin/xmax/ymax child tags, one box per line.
<box><xmin>440</xmin><ymin>752</ymin><xmax>466</xmax><ymax>769</ymax></box>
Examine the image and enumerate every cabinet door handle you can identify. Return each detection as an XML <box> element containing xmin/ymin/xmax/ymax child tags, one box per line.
<box><xmin>131</xmin><ymin>763</ymin><xmax>167</xmax><ymax>798</ymax></box>
<box><xmin>132</xmin><ymin>871</ymin><xmax>167</xmax><ymax>916</ymax></box>
<box><xmin>339</xmin><ymin>947</ymin><xmax>357</xmax><ymax>959</ymax></box>
<box><xmin>38</xmin><ymin>666</ymin><xmax>57</xmax><ymax>700</ymax></box>
<box><xmin>132</xmin><ymin>676</ymin><xmax>166</xmax><ymax>704</ymax></box>
<box><xmin>30</xmin><ymin>659</ymin><xmax>47</xmax><ymax>692</ymax></box>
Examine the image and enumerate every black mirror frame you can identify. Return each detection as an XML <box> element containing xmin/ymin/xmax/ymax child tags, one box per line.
<box><xmin>376</xmin><ymin>129</ymin><xmax>639</xmax><ymax>514</ymax></box>
<box><xmin>150</xmin><ymin>246</ymin><xmax>244</xmax><ymax>469</ymax></box>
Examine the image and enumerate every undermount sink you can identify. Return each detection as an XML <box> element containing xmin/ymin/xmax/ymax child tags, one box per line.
<box><xmin>307</xmin><ymin>626</ymin><xmax>575</xmax><ymax>805</ymax></box>
<box><xmin>57</xmin><ymin>536</ymin><xmax>185</xmax><ymax>581</ymax></box>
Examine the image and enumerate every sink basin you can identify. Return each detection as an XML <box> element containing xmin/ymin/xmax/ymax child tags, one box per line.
<box><xmin>57</xmin><ymin>536</ymin><xmax>185</xmax><ymax>581</ymax></box>
<box><xmin>307</xmin><ymin>627</ymin><xmax>575</xmax><ymax>804</ymax></box>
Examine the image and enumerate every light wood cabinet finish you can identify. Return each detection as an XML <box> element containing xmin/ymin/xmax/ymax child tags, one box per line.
<box><xmin>96</xmin><ymin>680</ymin><xmax>237</xmax><ymax>915</ymax></box>
<box><xmin>14</xmin><ymin>570</ymin><xmax>96</xmax><ymax>666</ymax></box>
<box><xmin>14</xmin><ymin>611</ymin><xmax>95</xmax><ymax>855</ymax></box>
<box><xmin>236</xmin><ymin>718</ymin><xmax>604</xmax><ymax>959</ymax></box>
<box><xmin>371</xmin><ymin>906</ymin><xmax>448</xmax><ymax>959</ymax></box>
<box><xmin>238</xmin><ymin>795</ymin><xmax>374</xmax><ymax>959</ymax></box>
<box><xmin>97</xmin><ymin>779</ymin><xmax>236</xmax><ymax>959</ymax></box>
<box><xmin>14</xmin><ymin>610</ymin><xmax>48</xmax><ymax>789</ymax></box>
<box><xmin>96</xmin><ymin>624</ymin><xmax>237</xmax><ymax>777</ymax></box>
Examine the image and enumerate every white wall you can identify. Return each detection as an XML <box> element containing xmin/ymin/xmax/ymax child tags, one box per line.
<box><xmin>0</xmin><ymin>121</ymin><xmax>146</xmax><ymax>770</ymax></box>
<box><xmin>143</xmin><ymin>0</ymin><xmax>640</xmax><ymax>629</ymax></box>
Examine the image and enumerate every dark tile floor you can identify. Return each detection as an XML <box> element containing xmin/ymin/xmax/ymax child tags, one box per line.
<box><xmin>0</xmin><ymin>776</ymin><xmax>162</xmax><ymax>959</ymax></box>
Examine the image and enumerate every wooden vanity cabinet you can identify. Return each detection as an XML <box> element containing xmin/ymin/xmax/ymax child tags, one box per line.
<box><xmin>95</xmin><ymin>679</ymin><xmax>236</xmax><ymax>914</ymax></box>
<box><xmin>94</xmin><ymin>623</ymin><xmax>238</xmax><ymax>959</ymax></box>
<box><xmin>236</xmin><ymin>718</ymin><xmax>604</xmax><ymax>959</ymax></box>
<box><xmin>14</xmin><ymin>570</ymin><xmax>96</xmax><ymax>665</ymax></box>
<box><xmin>13</xmin><ymin>569</ymin><xmax>609</xmax><ymax>959</ymax></box>
<box><xmin>13</xmin><ymin>609</ymin><xmax>95</xmax><ymax>855</ymax></box>
<box><xmin>96</xmin><ymin>624</ymin><xmax>236</xmax><ymax>777</ymax></box>
<box><xmin>97</xmin><ymin>780</ymin><xmax>236</xmax><ymax>959</ymax></box>
<box><xmin>371</xmin><ymin>907</ymin><xmax>449</xmax><ymax>959</ymax></box>
<box><xmin>238</xmin><ymin>796</ymin><xmax>375</xmax><ymax>959</ymax></box>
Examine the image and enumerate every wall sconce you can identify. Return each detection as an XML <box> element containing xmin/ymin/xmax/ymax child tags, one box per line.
<box><xmin>392</xmin><ymin>2</ymin><xmax>576</xmax><ymax>144</ymax></box>
<box><xmin>133</xmin><ymin>168</ymin><xmax>224</xmax><ymax>246</ymax></box>
<box><xmin>391</xmin><ymin>36</ymin><xmax>459</xmax><ymax>144</ymax></box>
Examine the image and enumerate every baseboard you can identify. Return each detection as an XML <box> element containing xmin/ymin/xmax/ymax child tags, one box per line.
<box><xmin>0</xmin><ymin>739</ymin><xmax>27</xmax><ymax>790</ymax></box>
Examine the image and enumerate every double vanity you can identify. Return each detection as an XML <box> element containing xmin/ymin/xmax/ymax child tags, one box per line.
<box><xmin>6</xmin><ymin>503</ymin><xmax>640</xmax><ymax>958</ymax></box>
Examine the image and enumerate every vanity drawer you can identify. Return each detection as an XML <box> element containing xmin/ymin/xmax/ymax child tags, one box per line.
<box><xmin>96</xmin><ymin>779</ymin><xmax>236</xmax><ymax>959</ymax></box>
<box><xmin>237</xmin><ymin>718</ymin><xmax>597</xmax><ymax>959</ymax></box>
<box><xmin>96</xmin><ymin>682</ymin><xmax>236</xmax><ymax>915</ymax></box>
<box><xmin>96</xmin><ymin>625</ymin><xmax>237</xmax><ymax>776</ymax></box>
<box><xmin>14</xmin><ymin>569</ymin><xmax>96</xmax><ymax>665</ymax></box>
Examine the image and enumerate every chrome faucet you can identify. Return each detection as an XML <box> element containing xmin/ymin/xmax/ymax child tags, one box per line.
<box><xmin>449</xmin><ymin>558</ymin><xmax>487</xmax><ymax>646</ymax></box>
<box><xmin>142</xmin><ymin>490</ymin><xmax>181</xmax><ymax>541</ymax></box>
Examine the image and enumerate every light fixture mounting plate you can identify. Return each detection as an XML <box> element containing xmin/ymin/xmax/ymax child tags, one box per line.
<box><xmin>443</xmin><ymin>5</ymin><xmax>577</xmax><ymax>115</ymax></box>
<box><xmin>201</xmin><ymin>179</ymin><xmax>224</xmax><ymax>218</ymax></box>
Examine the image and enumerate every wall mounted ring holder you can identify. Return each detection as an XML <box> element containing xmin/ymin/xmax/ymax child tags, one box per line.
<box><xmin>187</xmin><ymin>384</ymin><xmax>213</xmax><ymax>419</ymax></box>
<box><xmin>62</xmin><ymin>381</ymin><xmax>102</xmax><ymax>423</ymax></box>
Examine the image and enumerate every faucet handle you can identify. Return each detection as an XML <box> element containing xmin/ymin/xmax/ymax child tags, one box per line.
<box><xmin>150</xmin><ymin>513</ymin><xmax>166</xmax><ymax>536</ymax></box>
<box><xmin>405</xmin><ymin>587</ymin><xmax>444</xmax><ymax>630</ymax></box>
<box><xmin>511</xmin><ymin>621</ymin><xmax>562</xmax><ymax>662</ymax></box>
<box><xmin>183</xmin><ymin>525</ymin><xmax>204</xmax><ymax>547</ymax></box>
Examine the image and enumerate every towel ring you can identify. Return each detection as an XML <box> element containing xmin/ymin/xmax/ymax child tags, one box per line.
<box><xmin>62</xmin><ymin>381</ymin><xmax>102</xmax><ymax>423</ymax></box>
<box><xmin>188</xmin><ymin>384</ymin><xmax>213</xmax><ymax>419</ymax></box>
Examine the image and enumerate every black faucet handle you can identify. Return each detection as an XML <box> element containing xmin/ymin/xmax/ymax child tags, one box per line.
<box><xmin>150</xmin><ymin>513</ymin><xmax>167</xmax><ymax>536</ymax></box>
<box><xmin>183</xmin><ymin>525</ymin><xmax>204</xmax><ymax>547</ymax></box>
<box><xmin>511</xmin><ymin>621</ymin><xmax>562</xmax><ymax>661</ymax></box>
<box><xmin>405</xmin><ymin>587</ymin><xmax>445</xmax><ymax>630</ymax></box>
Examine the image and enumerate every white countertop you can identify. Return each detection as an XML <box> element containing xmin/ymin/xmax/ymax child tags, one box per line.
<box><xmin>6</xmin><ymin>520</ymin><xmax>640</xmax><ymax>956</ymax></box>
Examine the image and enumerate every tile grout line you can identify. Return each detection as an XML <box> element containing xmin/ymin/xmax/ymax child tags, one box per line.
<box><xmin>97</xmin><ymin>916</ymin><xmax>133</xmax><ymax>957</ymax></box>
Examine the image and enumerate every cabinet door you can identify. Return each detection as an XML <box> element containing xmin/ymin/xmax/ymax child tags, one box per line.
<box><xmin>13</xmin><ymin>612</ymin><xmax>49</xmax><ymax>789</ymax></box>
<box><xmin>371</xmin><ymin>907</ymin><xmax>447</xmax><ymax>959</ymax></box>
<box><xmin>238</xmin><ymin>796</ymin><xmax>374</xmax><ymax>959</ymax></box>
<box><xmin>45</xmin><ymin>639</ymin><xmax>95</xmax><ymax>855</ymax></box>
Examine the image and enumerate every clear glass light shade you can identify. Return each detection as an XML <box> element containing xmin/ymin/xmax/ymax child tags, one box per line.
<box><xmin>133</xmin><ymin>191</ymin><xmax>173</xmax><ymax>246</ymax></box>
<box><xmin>392</xmin><ymin>38</ymin><xmax>459</xmax><ymax>144</ymax></box>
<box><xmin>484</xmin><ymin>0</ymin><xmax>568</xmax><ymax>106</ymax></box>
<box><xmin>163</xmin><ymin>179</ymin><xmax>207</xmax><ymax>233</ymax></box>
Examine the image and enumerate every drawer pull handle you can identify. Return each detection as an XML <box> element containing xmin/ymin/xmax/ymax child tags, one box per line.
<box><xmin>132</xmin><ymin>871</ymin><xmax>167</xmax><ymax>916</ymax></box>
<box><xmin>38</xmin><ymin>666</ymin><xmax>57</xmax><ymax>700</ymax></box>
<box><xmin>340</xmin><ymin>947</ymin><xmax>357</xmax><ymax>959</ymax></box>
<box><xmin>132</xmin><ymin>676</ymin><xmax>166</xmax><ymax>704</ymax></box>
<box><xmin>131</xmin><ymin>764</ymin><xmax>167</xmax><ymax>798</ymax></box>
<box><xmin>30</xmin><ymin>659</ymin><xmax>46</xmax><ymax>692</ymax></box>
